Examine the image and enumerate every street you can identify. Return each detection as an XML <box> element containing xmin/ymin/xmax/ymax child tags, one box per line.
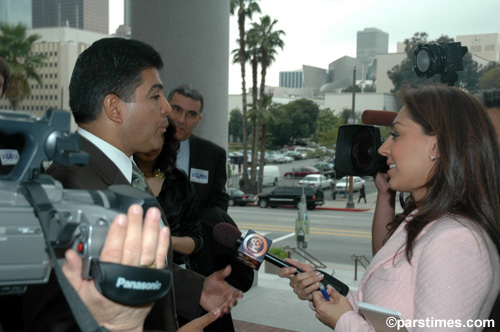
<box><xmin>227</xmin><ymin>205</ymin><xmax>374</xmax><ymax>268</ymax></box>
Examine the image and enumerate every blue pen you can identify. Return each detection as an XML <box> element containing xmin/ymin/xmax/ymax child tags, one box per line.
<box><xmin>319</xmin><ymin>283</ymin><xmax>330</xmax><ymax>300</ymax></box>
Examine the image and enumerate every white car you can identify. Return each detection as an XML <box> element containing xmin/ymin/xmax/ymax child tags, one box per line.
<box><xmin>298</xmin><ymin>174</ymin><xmax>333</xmax><ymax>189</ymax></box>
<box><xmin>335</xmin><ymin>176</ymin><xmax>366</xmax><ymax>192</ymax></box>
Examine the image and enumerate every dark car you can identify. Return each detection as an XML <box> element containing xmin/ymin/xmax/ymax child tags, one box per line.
<box><xmin>257</xmin><ymin>186</ymin><xmax>324</xmax><ymax>210</ymax></box>
<box><xmin>284</xmin><ymin>151</ymin><xmax>303</xmax><ymax>160</ymax></box>
<box><xmin>313</xmin><ymin>162</ymin><xmax>333</xmax><ymax>172</ymax></box>
<box><xmin>284</xmin><ymin>166</ymin><xmax>320</xmax><ymax>179</ymax></box>
<box><xmin>227</xmin><ymin>188</ymin><xmax>256</xmax><ymax>206</ymax></box>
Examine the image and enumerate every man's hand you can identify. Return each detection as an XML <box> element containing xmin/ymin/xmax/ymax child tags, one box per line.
<box><xmin>62</xmin><ymin>205</ymin><xmax>169</xmax><ymax>332</ymax></box>
<box><xmin>278</xmin><ymin>259</ymin><xmax>324</xmax><ymax>301</ymax></box>
<box><xmin>200</xmin><ymin>265</ymin><xmax>243</xmax><ymax>314</ymax></box>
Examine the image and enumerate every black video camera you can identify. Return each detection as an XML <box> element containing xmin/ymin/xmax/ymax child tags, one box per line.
<box><xmin>0</xmin><ymin>109</ymin><xmax>171</xmax><ymax>306</ymax></box>
<box><xmin>414</xmin><ymin>42</ymin><xmax>468</xmax><ymax>86</ymax></box>
<box><xmin>335</xmin><ymin>124</ymin><xmax>388</xmax><ymax>177</ymax></box>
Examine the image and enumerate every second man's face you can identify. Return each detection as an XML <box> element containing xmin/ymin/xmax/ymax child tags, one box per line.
<box><xmin>168</xmin><ymin>92</ymin><xmax>203</xmax><ymax>142</ymax></box>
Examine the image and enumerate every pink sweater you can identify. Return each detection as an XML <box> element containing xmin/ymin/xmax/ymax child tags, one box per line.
<box><xmin>336</xmin><ymin>212</ymin><xmax>500</xmax><ymax>332</ymax></box>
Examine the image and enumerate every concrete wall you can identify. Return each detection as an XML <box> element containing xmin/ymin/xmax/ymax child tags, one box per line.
<box><xmin>131</xmin><ymin>0</ymin><xmax>230</xmax><ymax>150</ymax></box>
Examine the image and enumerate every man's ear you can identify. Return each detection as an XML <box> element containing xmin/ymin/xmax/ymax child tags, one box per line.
<box><xmin>195</xmin><ymin>114</ymin><xmax>203</xmax><ymax>128</ymax></box>
<box><xmin>103</xmin><ymin>94</ymin><xmax>124</xmax><ymax>123</ymax></box>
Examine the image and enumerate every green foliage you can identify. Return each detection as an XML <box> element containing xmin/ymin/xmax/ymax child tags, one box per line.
<box><xmin>228</xmin><ymin>108</ymin><xmax>244</xmax><ymax>142</ymax></box>
<box><xmin>314</xmin><ymin>108</ymin><xmax>343</xmax><ymax>147</ymax></box>
<box><xmin>479</xmin><ymin>66</ymin><xmax>500</xmax><ymax>89</ymax></box>
<box><xmin>269</xmin><ymin>247</ymin><xmax>288</xmax><ymax>259</ymax></box>
<box><xmin>0</xmin><ymin>23</ymin><xmax>47</xmax><ymax>110</ymax></box>
<box><xmin>342</xmin><ymin>85</ymin><xmax>361</xmax><ymax>93</ymax></box>
<box><xmin>267</xmin><ymin>99</ymin><xmax>319</xmax><ymax>147</ymax></box>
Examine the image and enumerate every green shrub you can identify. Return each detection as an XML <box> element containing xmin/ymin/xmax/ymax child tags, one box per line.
<box><xmin>269</xmin><ymin>247</ymin><xmax>289</xmax><ymax>259</ymax></box>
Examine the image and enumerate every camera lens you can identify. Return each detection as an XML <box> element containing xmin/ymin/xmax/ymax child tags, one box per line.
<box><xmin>416</xmin><ymin>49</ymin><xmax>431</xmax><ymax>72</ymax></box>
<box><xmin>350</xmin><ymin>128</ymin><xmax>375</xmax><ymax>174</ymax></box>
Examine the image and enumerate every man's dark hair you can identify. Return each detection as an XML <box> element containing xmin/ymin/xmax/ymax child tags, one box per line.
<box><xmin>69</xmin><ymin>38</ymin><xmax>163</xmax><ymax>124</ymax></box>
<box><xmin>167</xmin><ymin>84</ymin><xmax>204</xmax><ymax>113</ymax></box>
<box><xmin>478</xmin><ymin>89</ymin><xmax>500</xmax><ymax>109</ymax></box>
<box><xmin>0</xmin><ymin>56</ymin><xmax>10</xmax><ymax>96</ymax></box>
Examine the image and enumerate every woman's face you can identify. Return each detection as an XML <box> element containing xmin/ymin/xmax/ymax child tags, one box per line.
<box><xmin>378</xmin><ymin>107</ymin><xmax>438</xmax><ymax>202</ymax></box>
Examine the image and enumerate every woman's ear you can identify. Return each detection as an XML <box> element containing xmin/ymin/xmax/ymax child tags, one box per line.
<box><xmin>103</xmin><ymin>94</ymin><xmax>123</xmax><ymax>123</ymax></box>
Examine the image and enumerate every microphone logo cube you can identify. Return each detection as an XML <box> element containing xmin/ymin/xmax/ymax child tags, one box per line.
<box><xmin>237</xmin><ymin>230</ymin><xmax>273</xmax><ymax>270</ymax></box>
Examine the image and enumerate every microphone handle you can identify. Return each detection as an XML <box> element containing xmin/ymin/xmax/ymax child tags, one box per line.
<box><xmin>264</xmin><ymin>253</ymin><xmax>306</xmax><ymax>272</ymax></box>
<box><xmin>264</xmin><ymin>253</ymin><xmax>350</xmax><ymax>296</ymax></box>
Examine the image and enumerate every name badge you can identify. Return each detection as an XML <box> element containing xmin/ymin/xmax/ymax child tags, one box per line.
<box><xmin>0</xmin><ymin>149</ymin><xmax>20</xmax><ymax>166</ymax></box>
<box><xmin>190</xmin><ymin>168</ymin><xmax>209</xmax><ymax>184</ymax></box>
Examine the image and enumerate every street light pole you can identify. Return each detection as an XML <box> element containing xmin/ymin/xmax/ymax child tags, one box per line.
<box><xmin>347</xmin><ymin>66</ymin><xmax>356</xmax><ymax>209</ymax></box>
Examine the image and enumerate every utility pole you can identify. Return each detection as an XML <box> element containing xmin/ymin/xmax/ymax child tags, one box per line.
<box><xmin>347</xmin><ymin>67</ymin><xmax>356</xmax><ymax>209</ymax></box>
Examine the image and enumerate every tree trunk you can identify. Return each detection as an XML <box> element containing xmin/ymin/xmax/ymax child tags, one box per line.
<box><xmin>238</xmin><ymin>6</ymin><xmax>250</xmax><ymax>193</ymax></box>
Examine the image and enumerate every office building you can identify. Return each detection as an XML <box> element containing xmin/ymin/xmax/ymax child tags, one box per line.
<box><xmin>457</xmin><ymin>33</ymin><xmax>500</xmax><ymax>63</ymax></box>
<box><xmin>280</xmin><ymin>70</ymin><xmax>303</xmax><ymax>89</ymax></box>
<box><xmin>356</xmin><ymin>27</ymin><xmax>389</xmax><ymax>64</ymax></box>
<box><xmin>0</xmin><ymin>27</ymin><xmax>108</xmax><ymax>119</ymax></box>
<box><xmin>0</xmin><ymin>0</ymin><xmax>32</xmax><ymax>27</ymax></box>
<box><xmin>32</xmin><ymin>0</ymin><xmax>108</xmax><ymax>34</ymax></box>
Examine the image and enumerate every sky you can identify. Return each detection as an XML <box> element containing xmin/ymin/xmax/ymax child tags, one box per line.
<box><xmin>109</xmin><ymin>0</ymin><xmax>500</xmax><ymax>94</ymax></box>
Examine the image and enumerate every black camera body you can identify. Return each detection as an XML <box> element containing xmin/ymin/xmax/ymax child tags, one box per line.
<box><xmin>414</xmin><ymin>42</ymin><xmax>468</xmax><ymax>86</ymax></box>
<box><xmin>335</xmin><ymin>125</ymin><xmax>388</xmax><ymax>177</ymax></box>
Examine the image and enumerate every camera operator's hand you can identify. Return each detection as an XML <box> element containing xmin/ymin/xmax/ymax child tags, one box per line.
<box><xmin>62</xmin><ymin>204</ymin><xmax>169</xmax><ymax>332</ymax></box>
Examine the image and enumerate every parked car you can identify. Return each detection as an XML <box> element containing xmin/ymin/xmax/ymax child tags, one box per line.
<box><xmin>239</xmin><ymin>165</ymin><xmax>281</xmax><ymax>187</ymax></box>
<box><xmin>298</xmin><ymin>174</ymin><xmax>333</xmax><ymax>189</ymax></box>
<box><xmin>335</xmin><ymin>176</ymin><xmax>366</xmax><ymax>192</ymax></box>
<box><xmin>257</xmin><ymin>186</ymin><xmax>325</xmax><ymax>210</ymax></box>
<box><xmin>265</xmin><ymin>152</ymin><xmax>287</xmax><ymax>164</ymax></box>
<box><xmin>284</xmin><ymin>166</ymin><xmax>320</xmax><ymax>179</ymax></box>
<box><xmin>313</xmin><ymin>162</ymin><xmax>334</xmax><ymax>172</ymax></box>
<box><xmin>284</xmin><ymin>151</ymin><xmax>303</xmax><ymax>160</ymax></box>
<box><xmin>227</xmin><ymin>188</ymin><xmax>256</xmax><ymax>206</ymax></box>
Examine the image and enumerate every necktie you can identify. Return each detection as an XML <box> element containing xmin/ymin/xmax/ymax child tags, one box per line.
<box><xmin>131</xmin><ymin>163</ymin><xmax>153</xmax><ymax>194</ymax></box>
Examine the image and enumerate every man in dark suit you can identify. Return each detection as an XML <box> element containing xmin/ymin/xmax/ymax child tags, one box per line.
<box><xmin>21</xmin><ymin>38</ymin><xmax>241</xmax><ymax>332</ymax></box>
<box><xmin>167</xmin><ymin>85</ymin><xmax>254</xmax><ymax>332</ymax></box>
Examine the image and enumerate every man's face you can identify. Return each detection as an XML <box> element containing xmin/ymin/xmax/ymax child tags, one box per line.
<box><xmin>168</xmin><ymin>92</ymin><xmax>203</xmax><ymax>142</ymax></box>
<box><xmin>119</xmin><ymin>68</ymin><xmax>171</xmax><ymax>156</ymax></box>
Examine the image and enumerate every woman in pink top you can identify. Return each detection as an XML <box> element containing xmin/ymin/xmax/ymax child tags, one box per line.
<box><xmin>279</xmin><ymin>84</ymin><xmax>500</xmax><ymax>331</ymax></box>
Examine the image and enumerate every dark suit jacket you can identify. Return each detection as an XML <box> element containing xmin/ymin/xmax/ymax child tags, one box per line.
<box><xmin>188</xmin><ymin>135</ymin><xmax>229</xmax><ymax>211</ymax></box>
<box><xmin>186</xmin><ymin>135</ymin><xmax>254</xmax><ymax>332</ymax></box>
<box><xmin>22</xmin><ymin>136</ymin><xmax>204</xmax><ymax>332</ymax></box>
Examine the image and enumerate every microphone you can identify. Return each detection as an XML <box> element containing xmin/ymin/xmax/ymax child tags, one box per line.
<box><xmin>213</xmin><ymin>223</ymin><xmax>349</xmax><ymax>296</ymax></box>
<box><xmin>362</xmin><ymin>110</ymin><xmax>397</xmax><ymax>126</ymax></box>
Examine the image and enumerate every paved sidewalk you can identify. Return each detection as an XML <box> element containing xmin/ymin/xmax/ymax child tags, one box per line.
<box><xmin>232</xmin><ymin>262</ymin><xmax>365</xmax><ymax>332</ymax></box>
<box><xmin>229</xmin><ymin>191</ymin><xmax>376</xmax><ymax>331</ymax></box>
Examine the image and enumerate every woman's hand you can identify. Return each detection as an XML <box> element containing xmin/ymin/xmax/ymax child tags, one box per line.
<box><xmin>312</xmin><ymin>285</ymin><xmax>353</xmax><ymax>329</ymax></box>
<box><xmin>278</xmin><ymin>259</ymin><xmax>325</xmax><ymax>301</ymax></box>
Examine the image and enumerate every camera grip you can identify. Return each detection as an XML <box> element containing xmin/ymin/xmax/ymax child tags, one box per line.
<box><xmin>90</xmin><ymin>260</ymin><xmax>172</xmax><ymax>306</ymax></box>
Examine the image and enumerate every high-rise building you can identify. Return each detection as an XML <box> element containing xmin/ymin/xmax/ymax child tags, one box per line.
<box><xmin>0</xmin><ymin>27</ymin><xmax>108</xmax><ymax>118</ymax></box>
<box><xmin>357</xmin><ymin>27</ymin><xmax>389</xmax><ymax>64</ymax></box>
<box><xmin>280</xmin><ymin>70</ymin><xmax>303</xmax><ymax>89</ymax></box>
<box><xmin>0</xmin><ymin>0</ymin><xmax>32</xmax><ymax>27</ymax></box>
<box><xmin>32</xmin><ymin>0</ymin><xmax>108</xmax><ymax>34</ymax></box>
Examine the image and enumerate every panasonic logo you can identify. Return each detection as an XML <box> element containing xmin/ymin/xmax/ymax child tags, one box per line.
<box><xmin>115</xmin><ymin>277</ymin><xmax>162</xmax><ymax>290</ymax></box>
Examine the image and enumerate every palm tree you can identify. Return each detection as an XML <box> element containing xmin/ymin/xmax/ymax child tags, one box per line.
<box><xmin>0</xmin><ymin>23</ymin><xmax>46</xmax><ymax>110</ymax></box>
<box><xmin>230</xmin><ymin>0</ymin><xmax>261</xmax><ymax>192</ymax></box>
<box><xmin>250</xmin><ymin>16</ymin><xmax>285</xmax><ymax>188</ymax></box>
